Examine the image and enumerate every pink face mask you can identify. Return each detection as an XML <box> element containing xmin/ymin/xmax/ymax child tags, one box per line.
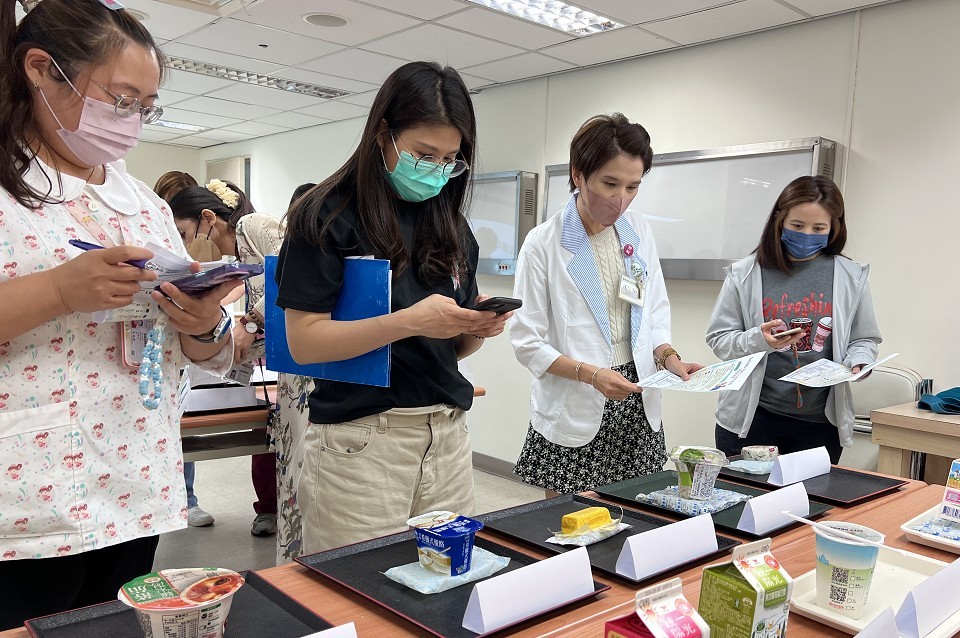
<box><xmin>579</xmin><ymin>180</ymin><xmax>631</xmax><ymax>227</ymax></box>
<box><xmin>36</xmin><ymin>58</ymin><xmax>142</xmax><ymax>166</ymax></box>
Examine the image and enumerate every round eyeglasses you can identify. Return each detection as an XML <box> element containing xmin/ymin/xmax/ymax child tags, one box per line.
<box><xmin>90</xmin><ymin>79</ymin><xmax>164</xmax><ymax>124</ymax></box>
<box><xmin>394</xmin><ymin>135</ymin><xmax>470</xmax><ymax>178</ymax></box>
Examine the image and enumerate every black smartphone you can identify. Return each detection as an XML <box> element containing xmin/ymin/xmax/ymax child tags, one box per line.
<box><xmin>159</xmin><ymin>263</ymin><xmax>264</xmax><ymax>297</ymax></box>
<box><xmin>471</xmin><ymin>296</ymin><xmax>522</xmax><ymax>315</ymax></box>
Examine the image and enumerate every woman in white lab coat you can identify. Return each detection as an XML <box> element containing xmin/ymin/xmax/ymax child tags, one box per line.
<box><xmin>510</xmin><ymin>113</ymin><xmax>701</xmax><ymax>495</ymax></box>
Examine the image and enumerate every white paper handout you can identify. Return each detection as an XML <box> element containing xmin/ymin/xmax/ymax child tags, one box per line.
<box><xmin>896</xmin><ymin>557</ymin><xmax>960</xmax><ymax>638</ymax></box>
<box><xmin>737</xmin><ymin>482</ymin><xmax>810</xmax><ymax>535</ymax></box>
<box><xmin>855</xmin><ymin>608</ymin><xmax>899</xmax><ymax>637</ymax></box>
<box><xmin>767</xmin><ymin>447</ymin><xmax>832</xmax><ymax>486</ymax></box>
<box><xmin>461</xmin><ymin>546</ymin><xmax>594</xmax><ymax>634</ymax></box>
<box><xmin>778</xmin><ymin>353</ymin><xmax>900</xmax><ymax>387</ymax></box>
<box><xmin>303</xmin><ymin>622</ymin><xmax>358</xmax><ymax>638</ymax></box>
<box><xmin>637</xmin><ymin>352</ymin><xmax>764</xmax><ymax>393</ymax></box>
<box><xmin>615</xmin><ymin>514</ymin><xmax>718</xmax><ymax>581</ymax></box>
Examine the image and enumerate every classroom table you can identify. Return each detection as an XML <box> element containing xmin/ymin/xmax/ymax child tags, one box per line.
<box><xmin>872</xmin><ymin>402</ymin><xmax>960</xmax><ymax>484</ymax></box>
<box><xmin>0</xmin><ymin>471</ymin><xmax>931</xmax><ymax>638</ymax></box>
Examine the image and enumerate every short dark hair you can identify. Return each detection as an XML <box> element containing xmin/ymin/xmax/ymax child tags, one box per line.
<box><xmin>754</xmin><ymin>175</ymin><xmax>847</xmax><ymax>274</ymax></box>
<box><xmin>568</xmin><ymin>113</ymin><xmax>653</xmax><ymax>192</ymax></box>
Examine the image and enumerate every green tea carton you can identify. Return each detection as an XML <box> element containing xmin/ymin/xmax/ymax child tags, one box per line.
<box><xmin>697</xmin><ymin>538</ymin><xmax>792</xmax><ymax>638</ymax></box>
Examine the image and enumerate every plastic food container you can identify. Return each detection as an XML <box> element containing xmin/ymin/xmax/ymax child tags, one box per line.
<box><xmin>670</xmin><ymin>446</ymin><xmax>729</xmax><ymax>500</ymax></box>
<box><xmin>742</xmin><ymin>445</ymin><xmax>779</xmax><ymax>462</ymax></box>
<box><xmin>407</xmin><ymin>511</ymin><xmax>484</xmax><ymax>577</ymax></box>
<box><xmin>118</xmin><ymin>568</ymin><xmax>244</xmax><ymax>638</ymax></box>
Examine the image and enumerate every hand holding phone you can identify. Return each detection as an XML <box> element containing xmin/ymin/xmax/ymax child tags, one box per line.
<box><xmin>772</xmin><ymin>327</ymin><xmax>804</xmax><ymax>338</ymax></box>
<box><xmin>470</xmin><ymin>296</ymin><xmax>522</xmax><ymax>315</ymax></box>
<box><xmin>159</xmin><ymin>263</ymin><xmax>264</xmax><ymax>297</ymax></box>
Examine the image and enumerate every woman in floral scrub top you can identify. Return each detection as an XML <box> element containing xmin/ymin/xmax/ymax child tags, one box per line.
<box><xmin>0</xmin><ymin>0</ymin><xmax>237</xmax><ymax>628</ymax></box>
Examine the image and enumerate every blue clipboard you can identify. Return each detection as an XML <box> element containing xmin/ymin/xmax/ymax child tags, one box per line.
<box><xmin>264</xmin><ymin>255</ymin><xmax>391</xmax><ymax>387</ymax></box>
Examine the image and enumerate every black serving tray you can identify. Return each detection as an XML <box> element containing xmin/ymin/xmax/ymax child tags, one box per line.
<box><xmin>295</xmin><ymin>532</ymin><xmax>608</xmax><ymax>638</ymax></box>
<box><xmin>718</xmin><ymin>460</ymin><xmax>908</xmax><ymax>506</ymax></box>
<box><xmin>594</xmin><ymin>470</ymin><xmax>832</xmax><ymax>539</ymax></box>
<box><xmin>476</xmin><ymin>494</ymin><xmax>739</xmax><ymax>583</ymax></box>
<box><xmin>24</xmin><ymin>570</ymin><xmax>332</xmax><ymax>638</ymax></box>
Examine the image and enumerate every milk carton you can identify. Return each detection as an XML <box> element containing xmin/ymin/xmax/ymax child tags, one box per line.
<box><xmin>605</xmin><ymin>577</ymin><xmax>710</xmax><ymax>638</ymax></box>
<box><xmin>697</xmin><ymin>538</ymin><xmax>792</xmax><ymax>638</ymax></box>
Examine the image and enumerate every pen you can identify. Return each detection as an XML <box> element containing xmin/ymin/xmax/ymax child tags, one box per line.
<box><xmin>68</xmin><ymin>239</ymin><xmax>150</xmax><ymax>269</ymax></box>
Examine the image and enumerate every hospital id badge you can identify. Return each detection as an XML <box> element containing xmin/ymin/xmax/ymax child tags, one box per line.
<box><xmin>618</xmin><ymin>274</ymin><xmax>645</xmax><ymax>308</ymax></box>
<box><xmin>120</xmin><ymin>319</ymin><xmax>154</xmax><ymax>368</ymax></box>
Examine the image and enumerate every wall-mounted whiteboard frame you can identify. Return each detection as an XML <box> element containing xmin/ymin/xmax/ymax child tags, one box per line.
<box><xmin>467</xmin><ymin>170</ymin><xmax>538</xmax><ymax>276</ymax></box>
<box><xmin>542</xmin><ymin>137</ymin><xmax>839</xmax><ymax>280</ymax></box>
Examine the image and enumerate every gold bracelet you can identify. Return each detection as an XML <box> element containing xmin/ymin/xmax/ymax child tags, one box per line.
<box><xmin>590</xmin><ymin>367</ymin><xmax>603</xmax><ymax>388</ymax></box>
<box><xmin>656</xmin><ymin>348</ymin><xmax>680</xmax><ymax>370</ymax></box>
<box><xmin>574</xmin><ymin>361</ymin><xmax>585</xmax><ymax>382</ymax></box>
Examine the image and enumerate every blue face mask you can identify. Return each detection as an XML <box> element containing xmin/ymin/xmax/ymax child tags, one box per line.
<box><xmin>781</xmin><ymin>228</ymin><xmax>829</xmax><ymax>259</ymax></box>
<box><xmin>383</xmin><ymin>136</ymin><xmax>449</xmax><ymax>202</ymax></box>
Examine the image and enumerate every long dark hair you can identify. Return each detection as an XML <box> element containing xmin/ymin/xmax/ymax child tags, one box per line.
<box><xmin>569</xmin><ymin>113</ymin><xmax>653</xmax><ymax>191</ymax></box>
<box><xmin>754</xmin><ymin>175</ymin><xmax>847</xmax><ymax>274</ymax></box>
<box><xmin>0</xmin><ymin>0</ymin><xmax>164</xmax><ymax>207</ymax></box>
<box><xmin>168</xmin><ymin>181</ymin><xmax>254</xmax><ymax>232</ymax></box>
<box><xmin>285</xmin><ymin>61</ymin><xmax>477</xmax><ymax>283</ymax></box>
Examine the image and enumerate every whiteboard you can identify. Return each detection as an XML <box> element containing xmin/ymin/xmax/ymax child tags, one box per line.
<box><xmin>541</xmin><ymin>138</ymin><xmax>838</xmax><ymax>279</ymax></box>
<box><xmin>466</xmin><ymin>171</ymin><xmax>538</xmax><ymax>276</ymax></box>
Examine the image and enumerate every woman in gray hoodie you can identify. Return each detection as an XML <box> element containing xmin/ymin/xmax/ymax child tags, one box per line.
<box><xmin>706</xmin><ymin>176</ymin><xmax>881</xmax><ymax>463</ymax></box>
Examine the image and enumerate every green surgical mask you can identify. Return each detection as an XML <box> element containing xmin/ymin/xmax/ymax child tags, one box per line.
<box><xmin>383</xmin><ymin>137</ymin><xmax>450</xmax><ymax>202</ymax></box>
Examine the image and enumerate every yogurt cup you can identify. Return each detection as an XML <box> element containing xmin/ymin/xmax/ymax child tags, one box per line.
<box><xmin>742</xmin><ymin>445</ymin><xmax>779</xmax><ymax>462</ymax></box>
<box><xmin>814</xmin><ymin>522</ymin><xmax>884</xmax><ymax>619</ymax></box>
<box><xmin>670</xmin><ymin>446</ymin><xmax>728</xmax><ymax>500</ymax></box>
<box><xmin>407</xmin><ymin>511</ymin><xmax>484</xmax><ymax>577</ymax></box>
<box><xmin>118</xmin><ymin>568</ymin><xmax>244</xmax><ymax>638</ymax></box>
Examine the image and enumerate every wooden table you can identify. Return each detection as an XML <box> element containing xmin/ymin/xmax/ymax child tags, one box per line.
<box><xmin>872</xmin><ymin>402</ymin><xmax>960</xmax><ymax>483</ymax></box>
<box><xmin>0</xmin><ymin>470</ymin><xmax>930</xmax><ymax>638</ymax></box>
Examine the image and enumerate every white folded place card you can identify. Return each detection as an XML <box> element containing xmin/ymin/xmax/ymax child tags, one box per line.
<box><xmin>767</xmin><ymin>446</ymin><xmax>831</xmax><ymax>486</ymax></box>
<box><xmin>855</xmin><ymin>608</ymin><xmax>899</xmax><ymax>637</ymax></box>
<box><xmin>737</xmin><ymin>482</ymin><xmax>810</xmax><ymax>534</ymax></box>
<box><xmin>303</xmin><ymin>622</ymin><xmax>358</xmax><ymax>638</ymax></box>
<box><xmin>461</xmin><ymin>546</ymin><xmax>594</xmax><ymax>634</ymax></box>
<box><xmin>896</xmin><ymin>556</ymin><xmax>960</xmax><ymax>638</ymax></box>
<box><xmin>615</xmin><ymin>514</ymin><xmax>718</xmax><ymax>581</ymax></box>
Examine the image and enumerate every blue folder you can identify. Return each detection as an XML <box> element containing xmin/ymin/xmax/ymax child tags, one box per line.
<box><xmin>264</xmin><ymin>255</ymin><xmax>391</xmax><ymax>387</ymax></box>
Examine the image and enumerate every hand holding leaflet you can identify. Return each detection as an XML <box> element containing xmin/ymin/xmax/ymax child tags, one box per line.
<box><xmin>778</xmin><ymin>353</ymin><xmax>899</xmax><ymax>387</ymax></box>
<box><xmin>636</xmin><ymin>352</ymin><xmax>764</xmax><ymax>392</ymax></box>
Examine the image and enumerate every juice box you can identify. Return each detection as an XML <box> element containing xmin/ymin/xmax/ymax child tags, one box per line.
<box><xmin>605</xmin><ymin>577</ymin><xmax>710</xmax><ymax>638</ymax></box>
<box><xmin>697</xmin><ymin>539</ymin><xmax>792</xmax><ymax>638</ymax></box>
<box><xmin>938</xmin><ymin>458</ymin><xmax>960</xmax><ymax>523</ymax></box>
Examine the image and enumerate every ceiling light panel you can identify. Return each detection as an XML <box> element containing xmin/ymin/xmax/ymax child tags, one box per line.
<box><xmin>166</xmin><ymin>56</ymin><xmax>352</xmax><ymax>99</ymax></box>
<box><xmin>463</xmin><ymin>0</ymin><xmax>625</xmax><ymax>36</ymax></box>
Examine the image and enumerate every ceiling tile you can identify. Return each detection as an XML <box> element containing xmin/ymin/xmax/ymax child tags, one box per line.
<box><xmin>464</xmin><ymin>53</ymin><xmax>576</xmax><ymax>83</ymax></box>
<box><xmin>296</xmin><ymin>101</ymin><xmax>369</xmax><ymax>121</ymax></box>
<box><xmin>540</xmin><ymin>27</ymin><xmax>674</xmax><ymax>66</ymax></box>
<box><xmin>157</xmin><ymin>89</ymin><xmax>194</xmax><ymax>106</ymax></box>
<box><xmin>160</xmin><ymin>107</ymin><xmax>243</xmax><ymax>129</ymax></box>
<box><xmin>338</xmin><ymin>90</ymin><xmax>379</xmax><ymax>108</ymax></box>
<box><xmin>206</xmin><ymin>83</ymin><xmax>327</xmax><ymax>110</ymax></box>
<box><xmin>192</xmin><ymin>129</ymin><xmax>251</xmax><ymax>143</ymax></box>
<box><xmin>161</xmin><ymin>42</ymin><xmax>284</xmax><ymax>75</ymax></box>
<box><xmin>300</xmin><ymin>48</ymin><xmax>409</xmax><ymax>85</ymax></box>
<box><xmin>779</xmin><ymin>0</ymin><xmax>892</xmax><ymax>15</ymax></box>
<box><xmin>573</xmin><ymin>0</ymin><xmax>735</xmax><ymax>25</ymax></box>
<box><xmin>361</xmin><ymin>24</ymin><xmax>524</xmax><ymax>69</ymax></box>
<box><xmin>234</xmin><ymin>0</ymin><xmax>421</xmax><ymax>46</ymax></box>
<box><xmin>172</xmin><ymin>135</ymin><xmax>225</xmax><ymax>148</ymax></box>
<box><xmin>177</xmin><ymin>17</ymin><xmax>343</xmax><ymax>66</ymax></box>
<box><xmin>174</xmin><ymin>95</ymin><xmax>281</xmax><ymax>120</ymax></box>
<box><xmin>276</xmin><ymin>67</ymin><xmax>378</xmax><ymax>94</ymax></box>
<box><xmin>140</xmin><ymin>128</ymin><xmax>185</xmax><ymax>143</ymax></box>
<box><xmin>437</xmin><ymin>8</ymin><xmax>574</xmax><ymax>49</ymax></box>
<box><xmin>122</xmin><ymin>0</ymin><xmax>217</xmax><ymax>40</ymax></box>
<box><xmin>254</xmin><ymin>111</ymin><xmax>331</xmax><ymax>129</ymax></box>
<box><xmin>222</xmin><ymin>121</ymin><xmax>291</xmax><ymax>136</ymax></box>
<box><xmin>355</xmin><ymin>0</ymin><xmax>465</xmax><ymax>20</ymax></box>
<box><xmin>459</xmin><ymin>73</ymin><xmax>497</xmax><ymax>89</ymax></box>
<box><xmin>163</xmin><ymin>68</ymin><xmax>235</xmax><ymax>95</ymax></box>
<box><xmin>644</xmin><ymin>0</ymin><xmax>805</xmax><ymax>45</ymax></box>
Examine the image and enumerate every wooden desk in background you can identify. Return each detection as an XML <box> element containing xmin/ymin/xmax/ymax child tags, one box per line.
<box><xmin>872</xmin><ymin>402</ymin><xmax>960</xmax><ymax>483</ymax></box>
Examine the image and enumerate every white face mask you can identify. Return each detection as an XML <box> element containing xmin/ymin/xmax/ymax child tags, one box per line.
<box><xmin>36</xmin><ymin>58</ymin><xmax>142</xmax><ymax>166</ymax></box>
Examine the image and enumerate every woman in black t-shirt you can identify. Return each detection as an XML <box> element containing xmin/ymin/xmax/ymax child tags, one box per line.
<box><xmin>276</xmin><ymin>61</ymin><xmax>510</xmax><ymax>553</ymax></box>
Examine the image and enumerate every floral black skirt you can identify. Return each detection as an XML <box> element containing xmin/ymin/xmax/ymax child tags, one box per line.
<box><xmin>513</xmin><ymin>361</ymin><xmax>667</xmax><ymax>494</ymax></box>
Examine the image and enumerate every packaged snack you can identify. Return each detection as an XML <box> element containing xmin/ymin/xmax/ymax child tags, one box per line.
<box><xmin>407</xmin><ymin>511</ymin><xmax>484</xmax><ymax>576</ymax></box>
<box><xmin>670</xmin><ymin>446</ymin><xmax>728</xmax><ymax>500</ymax></box>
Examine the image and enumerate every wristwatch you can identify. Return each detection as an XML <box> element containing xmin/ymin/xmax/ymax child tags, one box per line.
<box><xmin>189</xmin><ymin>307</ymin><xmax>233</xmax><ymax>344</ymax></box>
<box><xmin>240</xmin><ymin>315</ymin><xmax>263</xmax><ymax>335</ymax></box>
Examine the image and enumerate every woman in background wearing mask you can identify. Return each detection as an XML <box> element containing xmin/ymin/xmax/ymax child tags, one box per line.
<box><xmin>510</xmin><ymin>113</ymin><xmax>701</xmax><ymax>496</ymax></box>
<box><xmin>169</xmin><ymin>181</ymin><xmax>283</xmax><ymax>539</ymax></box>
<box><xmin>706</xmin><ymin>175</ymin><xmax>881</xmax><ymax>463</ymax></box>
<box><xmin>0</xmin><ymin>0</ymin><xmax>236</xmax><ymax>628</ymax></box>
<box><xmin>278</xmin><ymin>61</ymin><xmax>509</xmax><ymax>553</ymax></box>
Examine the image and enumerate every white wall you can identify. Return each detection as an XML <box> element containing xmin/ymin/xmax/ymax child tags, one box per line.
<box><xmin>130</xmin><ymin>0</ymin><xmax>957</xmax><ymax>467</ymax></box>
<box><xmin>124</xmin><ymin>141</ymin><xmax>202</xmax><ymax>191</ymax></box>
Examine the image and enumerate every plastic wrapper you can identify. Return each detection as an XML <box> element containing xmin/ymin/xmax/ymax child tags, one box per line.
<box><xmin>383</xmin><ymin>546</ymin><xmax>509</xmax><ymax>594</ymax></box>
<box><xmin>728</xmin><ymin>459</ymin><xmax>776</xmax><ymax>475</ymax></box>
<box><xmin>545</xmin><ymin>521</ymin><xmax>632</xmax><ymax>547</ymax></box>
<box><xmin>635</xmin><ymin>485</ymin><xmax>750</xmax><ymax>515</ymax></box>
<box><xmin>908</xmin><ymin>516</ymin><xmax>960</xmax><ymax>542</ymax></box>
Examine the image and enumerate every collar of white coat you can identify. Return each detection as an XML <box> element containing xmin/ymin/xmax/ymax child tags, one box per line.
<box><xmin>23</xmin><ymin>156</ymin><xmax>140</xmax><ymax>216</ymax></box>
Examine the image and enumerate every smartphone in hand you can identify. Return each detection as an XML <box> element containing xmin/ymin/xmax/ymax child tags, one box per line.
<box><xmin>772</xmin><ymin>327</ymin><xmax>803</xmax><ymax>338</ymax></box>
<box><xmin>159</xmin><ymin>263</ymin><xmax>264</xmax><ymax>297</ymax></box>
<box><xmin>470</xmin><ymin>296</ymin><xmax>522</xmax><ymax>315</ymax></box>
